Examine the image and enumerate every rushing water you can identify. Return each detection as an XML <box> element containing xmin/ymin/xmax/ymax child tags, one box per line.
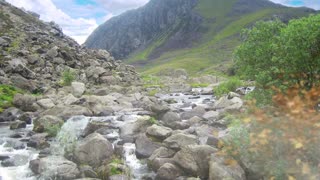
<box><xmin>0</xmin><ymin>88</ymin><xmax>215</xmax><ymax>180</ymax></box>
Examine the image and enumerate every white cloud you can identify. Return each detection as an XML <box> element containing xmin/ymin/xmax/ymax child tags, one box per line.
<box><xmin>6</xmin><ymin>0</ymin><xmax>98</xmax><ymax>44</ymax></box>
<box><xmin>94</xmin><ymin>0</ymin><xmax>149</xmax><ymax>14</ymax></box>
<box><xmin>270</xmin><ymin>0</ymin><xmax>320</xmax><ymax>10</ymax></box>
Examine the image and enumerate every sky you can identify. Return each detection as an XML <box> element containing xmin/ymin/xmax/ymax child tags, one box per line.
<box><xmin>5</xmin><ymin>0</ymin><xmax>319</xmax><ymax>44</ymax></box>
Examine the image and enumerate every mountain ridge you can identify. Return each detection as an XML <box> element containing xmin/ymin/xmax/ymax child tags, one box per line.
<box><xmin>85</xmin><ymin>0</ymin><xmax>317</xmax><ymax>75</ymax></box>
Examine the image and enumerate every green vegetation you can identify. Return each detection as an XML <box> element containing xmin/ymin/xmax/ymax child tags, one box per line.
<box><xmin>147</xmin><ymin>89</ymin><xmax>158</xmax><ymax>96</ymax></box>
<box><xmin>148</xmin><ymin>117</ymin><xmax>157</xmax><ymax>124</ymax></box>
<box><xmin>0</xmin><ymin>85</ymin><xmax>22</xmax><ymax>112</ymax></box>
<box><xmin>46</xmin><ymin>123</ymin><xmax>63</xmax><ymax>137</ymax></box>
<box><xmin>213</xmin><ymin>77</ymin><xmax>243</xmax><ymax>97</ymax></box>
<box><xmin>189</xmin><ymin>83</ymin><xmax>209</xmax><ymax>88</ymax></box>
<box><xmin>235</xmin><ymin>14</ymin><xmax>320</xmax><ymax>104</ymax></box>
<box><xmin>61</xmin><ymin>69</ymin><xmax>76</xmax><ymax>86</ymax></box>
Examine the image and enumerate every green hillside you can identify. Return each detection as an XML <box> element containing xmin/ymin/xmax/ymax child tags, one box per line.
<box><xmin>126</xmin><ymin>0</ymin><xmax>315</xmax><ymax>76</ymax></box>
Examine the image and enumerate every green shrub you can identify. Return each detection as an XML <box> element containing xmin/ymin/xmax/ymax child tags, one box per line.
<box><xmin>0</xmin><ymin>85</ymin><xmax>22</xmax><ymax>112</ymax></box>
<box><xmin>61</xmin><ymin>69</ymin><xmax>75</xmax><ymax>86</ymax></box>
<box><xmin>46</xmin><ymin>124</ymin><xmax>63</xmax><ymax>137</ymax></box>
<box><xmin>147</xmin><ymin>89</ymin><xmax>158</xmax><ymax>96</ymax></box>
<box><xmin>190</xmin><ymin>83</ymin><xmax>209</xmax><ymax>88</ymax></box>
<box><xmin>148</xmin><ymin>117</ymin><xmax>157</xmax><ymax>124</ymax></box>
<box><xmin>214</xmin><ymin>77</ymin><xmax>243</xmax><ymax>97</ymax></box>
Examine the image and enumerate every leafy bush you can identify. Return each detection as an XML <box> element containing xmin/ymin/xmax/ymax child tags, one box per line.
<box><xmin>61</xmin><ymin>69</ymin><xmax>75</xmax><ymax>86</ymax></box>
<box><xmin>147</xmin><ymin>89</ymin><xmax>158</xmax><ymax>96</ymax></box>
<box><xmin>214</xmin><ymin>77</ymin><xmax>243</xmax><ymax>97</ymax></box>
<box><xmin>148</xmin><ymin>117</ymin><xmax>157</xmax><ymax>124</ymax></box>
<box><xmin>223</xmin><ymin>86</ymin><xmax>320</xmax><ymax>179</ymax></box>
<box><xmin>235</xmin><ymin>15</ymin><xmax>320</xmax><ymax>91</ymax></box>
<box><xmin>0</xmin><ymin>85</ymin><xmax>22</xmax><ymax>112</ymax></box>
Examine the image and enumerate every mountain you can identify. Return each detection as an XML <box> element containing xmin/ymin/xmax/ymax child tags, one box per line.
<box><xmin>85</xmin><ymin>0</ymin><xmax>317</xmax><ymax>76</ymax></box>
<box><xmin>0</xmin><ymin>0</ymin><xmax>139</xmax><ymax>93</ymax></box>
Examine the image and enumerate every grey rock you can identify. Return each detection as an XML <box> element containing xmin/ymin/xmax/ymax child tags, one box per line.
<box><xmin>163</xmin><ymin>133</ymin><xmax>198</xmax><ymax>151</ymax></box>
<box><xmin>146</xmin><ymin>124</ymin><xmax>172</xmax><ymax>140</ymax></box>
<box><xmin>10</xmin><ymin>75</ymin><xmax>37</xmax><ymax>92</ymax></box>
<box><xmin>215</xmin><ymin>96</ymin><xmax>243</xmax><ymax>111</ymax></box>
<box><xmin>161</xmin><ymin>111</ymin><xmax>181</xmax><ymax>129</ymax></box>
<box><xmin>155</xmin><ymin>163</ymin><xmax>182</xmax><ymax>180</ymax></box>
<box><xmin>13</xmin><ymin>94</ymin><xmax>37</xmax><ymax>112</ymax></box>
<box><xmin>181</xmin><ymin>106</ymin><xmax>206</xmax><ymax>120</ymax></box>
<box><xmin>148</xmin><ymin>147</ymin><xmax>176</xmax><ymax>171</ymax></box>
<box><xmin>41</xmin><ymin>105</ymin><xmax>92</xmax><ymax>120</ymax></box>
<box><xmin>120</xmin><ymin>117</ymin><xmax>152</xmax><ymax>143</ymax></box>
<box><xmin>173</xmin><ymin>145</ymin><xmax>217</xmax><ymax>179</ymax></box>
<box><xmin>74</xmin><ymin>133</ymin><xmax>114</xmax><ymax>167</ymax></box>
<box><xmin>27</xmin><ymin>133</ymin><xmax>50</xmax><ymax>149</ymax></box>
<box><xmin>209</xmin><ymin>155</ymin><xmax>246</xmax><ymax>180</ymax></box>
<box><xmin>135</xmin><ymin>133</ymin><xmax>162</xmax><ymax>159</ymax></box>
<box><xmin>33</xmin><ymin>115</ymin><xmax>63</xmax><ymax>134</ymax></box>
<box><xmin>71</xmin><ymin>82</ymin><xmax>86</xmax><ymax>97</ymax></box>
<box><xmin>10</xmin><ymin>120</ymin><xmax>26</xmax><ymax>129</ymax></box>
<box><xmin>37</xmin><ymin>98</ymin><xmax>55</xmax><ymax>109</ymax></box>
<box><xmin>30</xmin><ymin>156</ymin><xmax>80</xmax><ymax>179</ymax></box>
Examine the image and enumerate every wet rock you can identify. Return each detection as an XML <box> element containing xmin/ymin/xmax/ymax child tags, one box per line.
<box><xmin>5</xmin><ymin>139</ymin><xmax>25</xmax><ymax>150</ymax></box>
<box><xmin>74</xmin><ymin>133</ymin><xmax>114</xmax><ymax>167</ymax></box>
<box><xmin>13</xmin><ymin>94</ymin><xmax>37</xmax><ymax>112</ymax></box>
<box><xmin>18</xmin><ymin>112</ymin><xmax>32</xmax><ymax>124</ymax></box>
<box><xmin>0</xmin><ymin>155</ymin><xmax>10</xmax><ymax>161</ymax></box>
<box><xmin>30</xmin><ymin>156</ymin><xmax>80</xmax><ymax>179</ymax></box>
<box><xmin>163</xmin><ymin>133</ymin><xmax>198</xmax><ymax>151</ymax></box>
<box><xmin>156</xmin><ymin>163</ymin><xmax>182</xmax><ymax>180</ymax></box>
<box><xmin>10</xmin><ymin>120</ymin><xmax>27</xmax><ymax>129</ymax></box>
<box><xmin>0</xmin><ymin>107</ymin><xmax>22</xmax><ymax>122</ymax></box>
<box><xmin>71</xmin><ymin>82</ymin><xmax>86</xmax><ymax>97</ymax></box>
<box><xmin>82</xmin><ymin>120</ymin><xmax>110</xmax><ymax>137</ymax></box>
<box><xmin>109</xmin><ymin>175</ymin><xmax>130</xmax><ymax>180</ymax></box>
<box><xmin>33</xmin><ymin>115</ymin><xmax>63</xmax><ymax>135</ymax></box>
<box><xmin>1</xmin><ymin>154</ymin><xmax>29</xmax><ymax>167</ymax></box>
<box><xmin>135</xmin><ymin>133</ymin><xmax>162</xmax><ymax>159</ymax></box>
<box><xmin>209</xmin><ymin>155</ymin><xmax>246</xmax><ymax>180</ymax></box>
<box><xmin>120</xmin><ymin>116</ymin><xmax>152</xmax><ymax>143</ymax></box>
<box><xmin>9</xmin><ymin>133</ymin><xmax>23</xmax><ymax>138</ymax></box>
<box><xmin>146</xmin><ymin>124</ymin><xmax>172</xmax><ymax>140</ymax></box>
<box><xmin>27</xmin><ymin>133</ymin><xmax>50</xmax><ymax>149</ymax></box>
<box><xmin>173</xmin><ymin>145</ymin><xmax>217</xmax><ymax>179</ymax></box>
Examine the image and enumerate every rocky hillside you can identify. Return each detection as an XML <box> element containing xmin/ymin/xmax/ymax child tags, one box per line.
<box><xmin>85</xmin><ymin>0</ymin><xmax>317</xmax><ymax>75</ymax></box>
<box><xmin>0</xmin><ymin>0</ymin><xmax>140</xmax><ymax>94</ymax></box>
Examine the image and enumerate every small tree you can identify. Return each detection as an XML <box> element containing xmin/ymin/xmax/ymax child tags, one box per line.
<box><xmin>235</xmin><ymin>15</ymin><xmax>320</xmax><ymax>90</ymax></box>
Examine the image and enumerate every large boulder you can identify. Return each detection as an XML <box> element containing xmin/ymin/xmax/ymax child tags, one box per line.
<box><xmin>180</xmin><ymin>106</ymin><xmax>206</xmax><ymax>120</ymax></box>
<box><xmin>146</xmin><ymin>124</ymin><xmax>172</xmax><ymax>140</ymax></box>
<box><xmin>161</xmin><ymin>111</ymin><xmax>181</xmax><ymax>129</ymax></box>
<box><xmin>74</xmin><ymin>133</ymin><xmax>114</xmax><ymax>167</ymax></box>
<box><xmin>148</xmin><ymin>147</ymin><xmax>176</xmax><ymax>172</ymax></box>
<box><xmin>0</xmin><ymin>107</ymin><xmax>22</xmax><ymax>122</ymax></box>
<box><xmin>135</xmin><ymin>133</ymin><xmax>162</xmax><ymax>159</ymax></box>
<box><xmin>120</xmin><ymin>116</ymin><xmax>152</xmax><ymax>143</ymax></box>
<box><xmin>209</xmin><ymin>155</ymin><xmax>246</xmax><ymax>180</ymax></box>
<box><xmin>29</xmin><ymin>156</ymin><xmax>80</xmax><ymax>179</ymax></box>
<box><xmin>13</xmin><ymin>94</ymin><xmax>37</xmax><ymax>112</ymax></box>
<box><xmin>10</xmin><ymin>75</ymin><xmax>37</xmax><ymax>92</ymax></box>
<box><xmin>163</xmin><ymin>133</ymin><xmax>198</xmax><ymax>151</ymax></box>
<box><xmin>156</xmin><ymin>163</ymin><xmax>182</xmax><ymax>180</ymax></box>
<box><xmin>173</xmin><ymin>145</ymin><xmax>217</xmax><ymax>179</ymax></box>
<box><xmin>215</xmin><ymin>96</ymin><xmax>243</xmax><ymax>111</ymax></box>
<box><xmin>71</xmin><ymin>82</ymin><xmax>86</xmax><ymax>97</ymax></box>
<box><xmin>41</xmin><ymin>105</ymin><xmax>92</xmax><ymax>120</ymax></box>
<box><xmin>10</xmin><ymin>120</ymin><xmax>26</xmax><ymax>129</ymax></box>
<box><xmin>33</xmin><ymin>115</ymin><xmax>64</xmax><ymax>136</ymax></box>
<box><xmin>37</xmin><ymin>98</ymin><xmax>55</xmax><ymax>109</ymax></box>
<box><xmin>27</xmin><ymin>133</ymin><xmax>50</xmax><ymax>149</ymax></box>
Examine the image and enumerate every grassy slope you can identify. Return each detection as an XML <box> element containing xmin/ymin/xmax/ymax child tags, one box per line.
<box><xmin>126</xmin><ymin>0</ymin><xmax>312</xmax><ymax>76</ymax></box>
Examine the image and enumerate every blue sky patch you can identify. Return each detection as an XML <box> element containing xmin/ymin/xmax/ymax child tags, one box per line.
<box><xmin>288</xmin><ymin>0</ymin><xmax>305</xmax><ymax>6</ymax></box>
<box><xmin>75</xmin><ymin>0</ymin><xmax>97</xmax><ymax>6</ymax></box>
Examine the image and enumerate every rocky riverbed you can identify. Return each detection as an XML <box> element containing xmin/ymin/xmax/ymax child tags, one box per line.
<box><xmin>0</xmin><ymin>86</ymin><xmax>246</xmax><ymax>180</ymax></box>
